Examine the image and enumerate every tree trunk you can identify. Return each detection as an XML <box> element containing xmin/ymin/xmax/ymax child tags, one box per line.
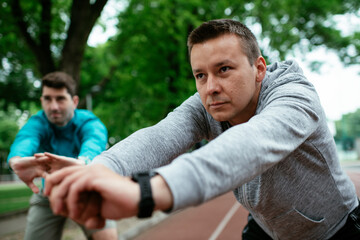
<box><xmin>11</xmin><ymin>0</ymin><xmax>108</xmax><ymax>90</ymax></box>
<box><xmin>59</xmin><ymin>0</ymin><xmax>108</xmax><ymax>90</ymax></box>
<box><xmin>11</xmin><ymin>0</ymin><xmax>56</xmax><ymax>75</ymax></box>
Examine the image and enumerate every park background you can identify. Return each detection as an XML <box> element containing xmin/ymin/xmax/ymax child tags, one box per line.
<box><xmin>0</xmin><ymin>0</ymin><xmax>360</xmax><ymax>236</ymax></box>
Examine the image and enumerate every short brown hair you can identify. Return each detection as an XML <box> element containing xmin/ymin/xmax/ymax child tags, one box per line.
<box><xmin>41</xmin><ymin>72</ymin><xmax>77</xmax><ymax>96</ymax></box>
<box><xmin>187</xmin><ymin>19</ymin><xmax>261</xmax><ymax>66</ymax></box>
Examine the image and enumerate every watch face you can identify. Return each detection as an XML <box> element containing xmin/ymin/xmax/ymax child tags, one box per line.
<box><xmin>132</xmin><ymin>171</ymin><xmax>158</xmax><ymax>182</ymax></box>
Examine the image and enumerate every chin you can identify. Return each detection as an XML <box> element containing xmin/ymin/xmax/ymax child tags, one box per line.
<box><xmin>49</xmin><ymin>118</ymin><xmax>62</xmax><ymax>126</ymax></box>
<box><xmin>211</xmin><ymin>114</ymin><xmax>229</xmax><ymax>122</ymax></box>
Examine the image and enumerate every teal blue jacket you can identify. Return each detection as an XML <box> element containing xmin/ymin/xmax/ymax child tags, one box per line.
<box><xmin>7</xmin><ymin>109</ymin><xmax>107</xmax><ymax>162</ymax></box>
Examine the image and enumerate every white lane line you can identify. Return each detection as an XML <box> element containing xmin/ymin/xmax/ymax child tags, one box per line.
<box><xmin>208</xmin><ymin>202</ymin><xmax>241</xmax><ymax>240</ymax></box>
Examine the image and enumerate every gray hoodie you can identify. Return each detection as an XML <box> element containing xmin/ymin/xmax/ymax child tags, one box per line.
<box><xmin>93</xmin><ymin>60</ymin><xmax>358</xmax><ymax>240</ymax></box>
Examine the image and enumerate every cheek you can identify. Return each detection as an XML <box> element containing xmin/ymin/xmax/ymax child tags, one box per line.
<box><xmin>198</xmin><ymin>94</ymin><xmax>207</xmax><ymax>108</ymax></box>
<box><xmin>196</xmin><ymin>84</ymin><xmax>206</xmax><ymax>100</ymax></box>
<box><xmin>67</xmin><ymin>104</ymin><xmax>77</xmax><ymax>114</ymax></box>
<box><xmin>42</xmin><ymin>104</ymin><xmax>51</xmax><ymax>113</ymax></box>
<box><xmin>195</xmin><ymin>82</ymin><xmax>201</xmax><ymax>93</ymax></box>
<box><xmin>227</xmin><ymin>87</ymin><xmax>235</xmax><ymax>96</ymax></box>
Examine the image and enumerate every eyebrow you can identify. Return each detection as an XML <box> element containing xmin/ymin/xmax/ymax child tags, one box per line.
<box><xmin>42</xmin><ymin>95</ymin><xmax>66</xmax><ymax>99</ymax></box>
<box><xmin>215</xmin><ymin>59</ymin><xmax>234</xmax><ymax>67</ymax></box>
<box><xmin>192</xmin><ymin>59</ymin><xmax>234</xmax><ymax>74</ymax></box>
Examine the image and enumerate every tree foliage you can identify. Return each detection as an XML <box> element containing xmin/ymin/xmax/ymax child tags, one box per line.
<box><xmin>0</xmin><ymin>0</ymin><xmax>108</xmax><ymax>110</ymax></box>
<box><xmin>335</xmin><ymin>109</ymin><xmax>360</xmax><ymax>143</ymax></box>
<box><xmin>85</xmin><ymin>0</ymin><xmax>360</xmax><ymax>140</ymax></box>
<box><xmin>1</xmin><ymin>0</ymin><xmax>360</xmax><ymax>145</ymax></box>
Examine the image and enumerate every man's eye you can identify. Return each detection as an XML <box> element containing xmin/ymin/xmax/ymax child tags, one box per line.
<box><xmin>196</xmin><ymin>73</ymin><xmax>204</xmax><ymax>79</ymax></box>
<box><xmin>220</xmin><ymin>67</ymin><xmax>230</xmax><ymax>72</ymax></box>
<box><xmin>220</xmin><ymin>66</ymin><xmax>230</xmax><ymax>73</ymax></box>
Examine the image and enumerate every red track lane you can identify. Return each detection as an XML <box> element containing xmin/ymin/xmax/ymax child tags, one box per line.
<box><xmin>134</xmin><ymin>171</ymin><xmax>360</xmax><ymax>240</ymax></box>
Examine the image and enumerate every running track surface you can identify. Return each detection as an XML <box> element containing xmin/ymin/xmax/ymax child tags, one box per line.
<box><xmin>134</xmin><ymin>171</ymin><xmax>360</xmax><ymax>240</ymax></box>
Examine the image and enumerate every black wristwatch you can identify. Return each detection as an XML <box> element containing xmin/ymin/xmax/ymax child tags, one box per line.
<box><xmin>131</xmin><ymin>171</ymin><xmax>158</xmax><ymax>218</ymax></box>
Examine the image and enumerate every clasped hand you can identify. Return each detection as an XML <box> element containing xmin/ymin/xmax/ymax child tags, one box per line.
<box><xmin>44</xmin><ymin>164</ymin><xmax>140</xmax><ymax>229</ymax></box>
<box><xmin>9</xmin><ymin>152</ymin><xmax>84</xmax><ymax>193</ymax></box>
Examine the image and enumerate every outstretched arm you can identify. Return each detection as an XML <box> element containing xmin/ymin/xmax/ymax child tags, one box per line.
<box><xmin>44</xmin><ymin>164</ymin><xmax>173</xmax><ymax>229</ymax></box>
<box><xmin>78</xmin><ymin>114</ymin><xmax>108</xmax><ymax>161</ymax></box>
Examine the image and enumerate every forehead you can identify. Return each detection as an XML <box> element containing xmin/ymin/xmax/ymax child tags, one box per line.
<box><xmin>190</xmin><ymin>34</ymin><xmax>244</xmax><ymax>67</ymax></box>
<box><xmin>42</xmin><ymin>86</ymin><xmax>70</xmax><ymax>97</ymax></box>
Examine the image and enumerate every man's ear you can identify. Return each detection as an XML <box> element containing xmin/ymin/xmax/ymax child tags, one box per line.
<box><xmin>255</xmin><ymin>56</ymin><xmax>266</xmax><ymax>83</ymax></box>
<box><xmin>73</xmin><ymin>95</ymin><xmax>79</xmax><ymax>108</ymax></box>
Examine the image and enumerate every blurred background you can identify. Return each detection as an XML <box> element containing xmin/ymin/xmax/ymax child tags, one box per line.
<box><xmin>0</xmin><ymin>0</ymin><xmax>360</xmax><ymax>177</ymax></box>
<box><xmin>0</xmin><ymin>0</ymin><xmax>360</xmax><ymax>238</ymax></box>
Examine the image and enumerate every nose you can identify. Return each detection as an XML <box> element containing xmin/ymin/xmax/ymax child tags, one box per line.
<box><xmin>206</xmin><ymin>74</ymin><xmax>221</xmax><ymax>95</ymax></box>
<box><xmin>49</xmin><ymin>100</ymin><xmax>59</xmax><ymax>110</ymax></box>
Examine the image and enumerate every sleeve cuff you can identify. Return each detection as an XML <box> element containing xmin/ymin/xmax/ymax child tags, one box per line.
<box><xmin>78</xmin><ymin>156</ymin><xmax>91</xmax><ymax>165</ymax></box>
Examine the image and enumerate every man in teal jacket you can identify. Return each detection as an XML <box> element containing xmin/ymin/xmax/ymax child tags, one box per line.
<box><xmin>8</xmin><ymin>72</ymin><xmax>117</xmax><ymax>240</ymax></box>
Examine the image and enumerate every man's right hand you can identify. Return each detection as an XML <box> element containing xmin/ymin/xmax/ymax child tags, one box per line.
<box><xmin>45</xmin><ymin>164</ymin><xmax>174</xmax><ymax>229</ymax></box>
<box><xmin>9</xmin><ymin>156</ymin><xmax>49</xmax><ymax>193</ymax></box>
<box><xmin>45</xmin><ymin>164</ymin><xmax>140</xmax><ymax>228</ymax></box>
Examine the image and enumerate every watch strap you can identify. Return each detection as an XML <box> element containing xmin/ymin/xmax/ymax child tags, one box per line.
<box><xmin>131</xmin><ymin>171</ymin><xmax>157</xmax><ymax>218</ymax></box>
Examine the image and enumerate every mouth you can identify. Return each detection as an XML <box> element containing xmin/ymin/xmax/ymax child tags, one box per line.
<box><xmin>50</xmin><ymin>112</ymin><xmax>61</xmax><ymax>118</ymax></box>
<box><xmin>209</xmin><ymin>101</ymin><xmax>227</xmax><ymax>109</ymax></box>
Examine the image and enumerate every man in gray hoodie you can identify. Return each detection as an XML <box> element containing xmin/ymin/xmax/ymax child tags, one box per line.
<box><xmin>45</xmin><ymin>19</ymin><xmax>360</xmax><ymax>239</ymax></box>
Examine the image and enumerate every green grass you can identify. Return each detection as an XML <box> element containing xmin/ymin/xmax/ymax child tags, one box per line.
<box><xmin>0</xmin><ymin>183</ymin><xmax>33</xmax><ymax>215</ymax></box>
